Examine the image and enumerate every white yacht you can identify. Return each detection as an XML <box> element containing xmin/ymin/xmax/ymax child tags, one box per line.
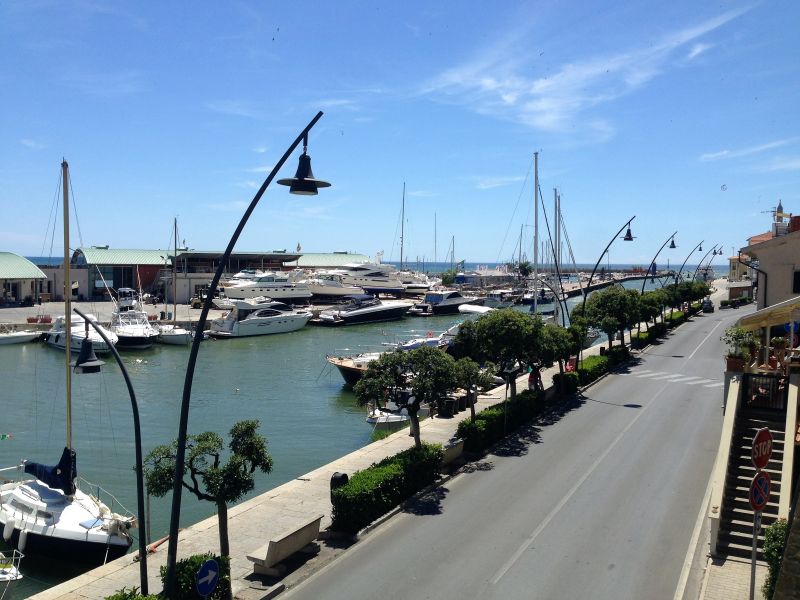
<box><xmin>300</xmin><ymin>272</ymin><xmax>364</xmax><ymax>300</ymax></box>
<box><xmin>109</xmin><ymin>288</ymin><xmax>160</xmax><ymax>350</ymax></box>
<box><xmin>43</xmin><ymin>313</ymin><xmax>117</xmax><ymax>354</ymax></box>
<box><xmin>208</xmin><ymin>297</ymin><xmax>312</xmax><ymax>338</ymax></box>
<box><xmin>397</xmin><ymin>270</ymin><xmax>440</xmax><ymax>296</ymax></box>
<box><xmin>224</xmin><ymin>271</ymin><xmax>313</xmax><ymax>303</ymax></box>
<box><xmin>409</xmin><ymin>290</ymin><xmax>478</xmax><ymax>316</ymax></box>
<box><xmin>314</xmin><ymin>294</ymin><xmax>413</xmax><ymax>326</ymax></box>
<box><xmin>483</xmin><ymin>289</ymin><xmax>516</xmax><ymax>308</ymax></box>
<box><xmin>332</xmin><ymin>263</ymin><xmax>405</xmax><ymax>296</ymax></box>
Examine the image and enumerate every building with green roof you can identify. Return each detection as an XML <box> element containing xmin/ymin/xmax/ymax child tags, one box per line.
<box><xmin>0</xmin><ymin>252</ymin><xmax>46</xmax><ymax>305</ymax></box>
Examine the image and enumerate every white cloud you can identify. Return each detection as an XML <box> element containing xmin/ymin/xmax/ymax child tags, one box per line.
<box><xmin>422</xmin><ymin>7</ymin><xmax>750</xmax><ymax>140</ymax></box>
<box><xmin>205</xmin><ymin>100</ymin><xmax>265</xmax><ymax>119</ymax></box>
<box><xmin>700</xmin><ymin>139</ymin><xmax>797</xmax><ymax>161</ymax></box>
<box><xmin>754</xmin><ymin>157</ymin><xmax>800</xmax><ymax>173</ymax></box>
<box><xmin>474</xmin><ymin>175</ymin><xmax>525</xmax><ymax>190</ymax></box>
<box><xmin>245</xmin><ymin>164</ymin><xmax>276</xmax><ymax>174</ymax></box>
<box><xmin>687</xmin><ymin>42</ymin><xmax>713</xmax><ymax>60</ymax></box>
<box><xmin>252</xmin><ymin>146</ymin><xmax>267</xmax><ymax>154</ymax></box>
<box><xmin>314</xmin><ymin>98</ymin><xmax>360</xmax><ymax>111</ymax></box>
<box><xmin>20</xmin><ymin>138</ymin><xmax>45</xmax><ymax>150</ymax></box>
<box><xmin>407</xmin><ymin>190</ymin><xmax>437</xmax><ymax>198</ymax></box>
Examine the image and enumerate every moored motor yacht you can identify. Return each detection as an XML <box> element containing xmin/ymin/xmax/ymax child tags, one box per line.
<box><xmin>208</xmin><ymin>297</ymin><xmax>312</xmax><ymax>338</ymax></box>
<box><xmin>326</xmin><ymin>351</ymin><xmax>383</xmax><ymax>386</ymax></box>
<box><xmin>43</xmin><ymin>313</ymin><xmax>117</xmax><ymax>354</ymax></box>
<box><xmin>109</xmin><ymin>288</ymin><xmax>160</xmax><ymax>350</ymax></box>
<box><xmin>483</xmin><ymin>289</ymin><xmax>516</xmax><ymax>308</ymax></box>
<box><xmin>300</xmin><ymin>271</ymin><xmax>365</xmax><ymax>300</ymax></box>
<box><xmin>0</xmin><ymin>323</ymin><xmax>40</xmax><ymax>345</ymax></box>
<box><xmin>408</xmin><ymin>289</ymin><xmax>478</xmax><ymax>316</ymax></box>
<box><xmin>331</xmin><ymin>262</ymin><xmax>405</xmax><ymax>297</ymax></box>
<box><xmin>313</xmin><ymin>294</ymin><xmax>413</xmax><ymax>325</ymax></box>
<box><xmin>224</xmin><ymin>271</ymin><xmax>312</xmax><ymax>303</ymax></box>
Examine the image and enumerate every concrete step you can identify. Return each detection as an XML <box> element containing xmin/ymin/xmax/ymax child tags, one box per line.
<box><xmin>717</xmin><ymin>535</ymin><xmax>765</xmax><ymax>561</ymax></box>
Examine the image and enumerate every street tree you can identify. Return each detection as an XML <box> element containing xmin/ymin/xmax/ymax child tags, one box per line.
<box><xmin>454</xmin><ymin>357</ymin><xmax>493</xmax><ymax>421</ymax></box>
<box><xmin>143</xmin><ymin>420</ymin><xmax>273</xmax><ymax>558</ymax></box>
<box><xmin>584</xmin><ymin>284</ymin><xmax>639</xmax><ymax>349</ymax></box>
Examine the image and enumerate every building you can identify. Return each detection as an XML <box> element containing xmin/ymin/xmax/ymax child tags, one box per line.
<box><xmin>0</xmin><ymin>252</ymin><xmax>47</xmax><ymax>305</ymax></box>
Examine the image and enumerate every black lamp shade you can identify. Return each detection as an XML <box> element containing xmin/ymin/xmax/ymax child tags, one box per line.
<box><xmin>72</xmin><ymin>337</ymin><xmax>104</xmax><ymax>374</ymax></box>
<box><xmin>622</xmin><ymin>227</ymin><xmax>634</xmax><ymax>241</ymax></box>
<box><xmin>698</xmin><ymin>245</ymin><xmax>703</xmax><ymax>252</ymax></box>
<box><xmin>277</xmin><ymin>152</ymin><xmax>331</xmax><ymax>196</ymax></box>
<box><xmin>669</xmin><ymin>239</ymin><xmax>676</xmax><ymax>249</ymax></box>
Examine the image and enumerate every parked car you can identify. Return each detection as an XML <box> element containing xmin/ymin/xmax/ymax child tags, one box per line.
<box><xmin>702</xmin><ymin>299</ymin><xmax>715</xmax><ymax>313</ymax></box>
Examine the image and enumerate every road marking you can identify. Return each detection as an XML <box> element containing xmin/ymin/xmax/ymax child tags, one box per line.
<box><xmin>650</xmin><ymin>373</ymin><xmax>683</xmax><ymax>380</ymax></box>
<box><xmin>684</xmin><ymin>320</ymin><xmax>723</xmax><ymax>361</ymax></box>
<box><xmin>666</xmin><ymin>376</ymin><xmax>704</xmax><ymax>384</ymax></box>
<box><xmin>490</xmin><ymin>384</ymin><xmax>667</xmax><ymax>585</ymax></box>
<box><xmin>703</xmin><ymin>382</ymin><xmax>723</xmax><ymax>388</ymax></box>
<box><xmin>672</xmin><ymin>467</ymin><xmax>714</xmax><ymax>600</ymax></box>
<box><xmin>685</xmin><ymin>379</ymin><xmax>715</xmax><ymax>386</ymax></box>
<box><xmin>636</xmin><ymin>371</ymin><xmax>668</xmax><ymax>379</ymax></box>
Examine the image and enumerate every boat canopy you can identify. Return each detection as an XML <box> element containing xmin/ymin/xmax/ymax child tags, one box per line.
<box><xmin>24</xmin><ymin>447</ymin><xmax>77</xmax><ymax>495</ymax></box>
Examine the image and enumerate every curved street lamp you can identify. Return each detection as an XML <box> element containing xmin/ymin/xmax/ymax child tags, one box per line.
<box><xmin>163</xmin><ymin>112</ymin><xmax>330</xmax><ymax>598</ymax></box>
<box><xmin>693</xmin><ymin>244</ymin><xmax>721</xmax><ymax>281</ymax></box>
<box><xmin>674</xmin><ymin>240</ymin><xmax>704</xmax><ymax>284</ymax></box>
<box><xmin>640</xmin><ymin>231</ymin><xmax>677</xmax><ymax>296</ymax></box>
<box><xmin>578</xmin><ymin>216</ymin><xmax>636</xmax><ymax>316</ymax></box>
<box><xmin>72</xmin><ymin>308</ymin><xmax>148</xmax><ymax>594</ymax></box>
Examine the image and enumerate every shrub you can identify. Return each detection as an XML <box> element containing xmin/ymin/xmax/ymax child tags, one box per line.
<box><xmin>157</xmin><ymin>553</ymin><xmax>231</xmax><ymax>600</ymax></box>
<box><xmin>606</xmin><ymin>345</ymin><xmax>630</xmax><ymax>365</ymax></box>
<box><xmin>650</xmin><ymin>322</ymin><xmax>667</xmax><ymax>338</ymax></box>
<box><xmin>720</xmin><ymin>299</ymin><xmax>730</xmax><ymax>307</ymax></box>
<box><xmin>552</xmin><ymin>371</ymin><xmax>579</xmax><ymax>395</ymax></box>
<box><xmin>630</xmin><ymin>332</ymin><xmax>650</xmax><ymax>349</ymax></box>
<box><xmin>331</xmin><ymin>443</ymin><xmax>443</xmax><ymax>533</ymax></box>
<box><xmin>577</xmin><ymin>355</ymin><xmax>609</xmax><ymax>384</ymax></box>
<box><xmin>762</xmin><ymin>518</ymin><xmax>788</xmax><ymax>600</ymax></box>
<box><xmin>105</xmin><ymin>588</ymin><xmax>160</xmax><ymax>600</ymax></box>
<box><xmin>455</xmin><ymin>389</ymin><xmax>544</xmax><ymax>453</ymax></box>
<box><xmin>665</xmin><ymin>311</ymin><xmax>685</xmax><ymax>327</ymax></box>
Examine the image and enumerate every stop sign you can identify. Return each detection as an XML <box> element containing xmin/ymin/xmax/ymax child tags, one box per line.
<box><xmin>752</xmin><ymin>428</ymin><xmax>773</xmax><ymax>470</ymax></box>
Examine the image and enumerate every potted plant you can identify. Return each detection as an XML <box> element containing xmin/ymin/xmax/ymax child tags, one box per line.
<box><xmin>721</xmin><ymin>325</ymin><xmax>755</xmax><ymax>371</ymax></box>
<box><xmin>771</xmin><ymin>336</ymin><xmax>788</xmax><ymax>366</ymax></box>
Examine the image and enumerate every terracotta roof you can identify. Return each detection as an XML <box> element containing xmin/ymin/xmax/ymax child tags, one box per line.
<box><xmin>747</xmin><ymin>231</ymin><xmax>773</xmax><ymax>245</ymax></box>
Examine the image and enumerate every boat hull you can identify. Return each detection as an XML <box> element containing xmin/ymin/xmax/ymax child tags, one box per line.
<box><xmin>114</xmin><ymin>334</ymin><xmax>158</xmax><ymax>350</ymax></box>
<box><xmin>209</xmin><ymin>314</ymin><xmax>310</xmax><ymax>338</ymax></box>
<box><xmin>0</xmin><ymin>332</ymin><xmax>40</xmax><ymax>345</ymax></box>
<box><xmin>3</xmin><ymin>526</ymin><xmax>130</xmax><ymax>564</ymax></box>
<box><xmin>315</xmin><ymin>304</ymin><xmax>410</xmax><ymax>326</ymax></box>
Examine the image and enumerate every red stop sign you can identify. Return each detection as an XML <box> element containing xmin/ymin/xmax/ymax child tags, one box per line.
<box><xmin>752</xmin><ymin>428</ymin><xmax>773</xmax><ymax>470</ymax></box>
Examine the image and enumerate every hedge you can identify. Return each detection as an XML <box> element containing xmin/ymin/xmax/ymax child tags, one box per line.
<box><xmin>552</xmin><ymin>371</ymin><xmax>579</xmax><ymax>395</ymax></box>
<box><xmin>605</xmin><ymin>345</ymin><xmax>629</xmax><ymax>365</ymax></box>
<box><xmin>762</xmin><ymin>518</ymin><xmax>788</xmax><ymax>600</ymax></box>
<box><xmin>665</xmin><ymin>310</ymin><xmax>685</xmax><ymax>327</ymax></box>
<box><xmin>331</xmin><ymin>443</ymin><xmax>443</xmax><ymax>534</ymax></box>
<box><xmin>650</xmin><ymin>322</ymin><xmax>667</xmax><ymax>338</ymax></box>
<box><xmin>456</xmin><ymin>390</ymin><xmax>544</xmax><ymax>453</ymax></box>
<box><xmin>577</xmin><ymin>355</ymin><xmax>609</xmax><ymax>384</ymax></box>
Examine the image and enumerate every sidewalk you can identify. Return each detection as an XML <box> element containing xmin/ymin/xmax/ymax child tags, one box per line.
<box><xmin>701</xmin><ymin>556</ymin><xmax>767</xmax><ymax>600</ymax></box>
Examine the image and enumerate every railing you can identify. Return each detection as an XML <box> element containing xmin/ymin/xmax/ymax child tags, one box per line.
<box><xmin>742</xmin><ymin>372</ymin><xmax>788</xmax><ymax>411</ymax></box>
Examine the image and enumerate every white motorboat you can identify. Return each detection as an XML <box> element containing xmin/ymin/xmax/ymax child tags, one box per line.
<box><xmin>397</xmin><ymin>270</ymin><xmax>440</xmax><ymax>296</ymax></box>
<box><xmin>458</xmin><ymin>304</ymin><xmax>493</xmax><ymax>315</ymax></box>
<box><xmin>43</xmin><ymin>313</ymin><xmax>117</xmax><ymax>355</ymax></box>
<box><xmin>109</xmin><ymin>288</ymin><xmax>160</xmax><ymax>350</ymax></box>
<box><xmin>0</xmin><ymin>549</ymin><xmax>23</xmax><ymax>583</ymax></box>
<box><xmin>409</xmin><ymin>290</ymin><xmax>478</xmax><ymax>316</ymax></box>
<box><xmin>156</xmin><ymin>323</ymin><xmax>194</xmax><ymax>345</ymax></box>
<box><xmin>301</xmin><ymin>272</ymin><xmax>364</xmax><ymax>300</ymax></box>
<box><xmin>0</xmin><ymin>324</ymin><xmax>39</xmax><ymax>345</ymax></box>
<box><xmin>208</xmin><ymin>297</ymin><xmax>312</xmax><ymax>338</ymax></box>
<box><xmin>224</xmin><ymin>272</ymin><xmax>313</xmax><ymax>303</ymax></box>
<box><xmin>365</xmin><ymin>407</ymin><xmax>409</xmax><ymax>426</ymax></box>
<box><xmin>326</xmin><ymin>351</ymin><xmax>383</xmax><ymax>386</ymax></box>
<box><xmin>331</xmin><ymin>262</ymin><xmax>405</xmax><ymax>296</ymax></box>
<box><xmin>313</xmin><ymin>294</ymin><xmax>413</xmax><ymax>326</ymax></box>
<box><xmin>0</xmin><ymin>160</ymin><xmax>135</xmax><ymax>565</ymax></box>
<box><xmin>483</xmin><ymin>289</ymin><xmax>516</xmax><ymax>308</ymax></box>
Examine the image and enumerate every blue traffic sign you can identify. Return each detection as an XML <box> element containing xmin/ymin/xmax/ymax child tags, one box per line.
<box><xmin>196</xmin><ymin>558</ymin><xmax>219</xmax><ymax>598</ymax></box>
<box><xmin>749</xmin><ymin>471</ymin><xmax>771</xmax><ymax>512</ymax></box>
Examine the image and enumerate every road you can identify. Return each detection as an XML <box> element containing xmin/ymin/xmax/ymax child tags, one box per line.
<box><xmin>284</xmin><ymin>308</ymin><xmax>745</xmax><ymax>600</ymax></box>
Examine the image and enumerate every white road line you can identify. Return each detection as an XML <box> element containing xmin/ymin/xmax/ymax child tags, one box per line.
<box><xmin>668</xmin><ymin>376</ymin><xmax>704</xmax><ymax>384</ymax></box>
<box><xmin>633</xmin><ymin>370</ymin><xmax>653</xmax><ymax>375</ymax></box>
<box><xmin>636</xmin><ymin>371</ymin><xmax>668</xmax><ymax>379</ymax></box>
<box><xmin>490</xmin><ymin>384</ymin><xmax>667</xmax><ymax>586</ymax></box>
<box><xmin>685</xmin><ymin>379</ymin><xmax>715</xmax><ymax>386</ymax></box>
<box><xmin>684</xmin><ymin>321</ymin><xmax>723</xmax><ymax>361</ymax></box>
<box><xmin>672</xmin><ymin>468</ymin><xmax>714</xmax><ymax>600</ymax></box>
<box><xmin>650</xmin><ymin>373</ymin><xmax>681</xmax><ymax>380</ymax></box>
<box><xmin>703</xmin><ymin>382</ymin><xmax>723</xmax><ymax>388</ymax></box>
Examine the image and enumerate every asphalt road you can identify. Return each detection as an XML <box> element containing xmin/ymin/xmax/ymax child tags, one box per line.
<box><xmin>284</xmin><ymin>308</ymin><xmax>747</xmax><ymax>600</ymax></box>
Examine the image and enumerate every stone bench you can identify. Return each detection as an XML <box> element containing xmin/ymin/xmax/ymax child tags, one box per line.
<box><xmin>246</xmin><ymin>514</ymin><xmax>324</xmax><ymax>577</ymax></box>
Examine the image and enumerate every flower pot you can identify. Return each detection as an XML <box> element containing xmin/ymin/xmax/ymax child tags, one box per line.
<box><xmin>726</xmin><ymin>356</ymin><xmax>745</xmax><ymax>372</ymax></box>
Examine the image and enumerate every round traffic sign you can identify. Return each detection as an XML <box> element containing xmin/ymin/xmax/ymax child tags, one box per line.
<box><xmin>749</xmin><ymin>471</ymin><xmax>771</xmax><ymax>512</ymax></box>
<box><xmin>752</xmin><ymin>427</ymin><xmax>773</xmax><ymax>470</ymax></box>
<box><xmin>196</xmin><ymin>558</ymin><xmax>219</xmax><ymax>598</ymax></box>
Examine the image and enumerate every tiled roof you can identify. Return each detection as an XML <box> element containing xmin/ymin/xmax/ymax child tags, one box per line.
<box><xmin>0</xmin><ymin>252</ymin><xmax>47</xmax><ymax>279</ymax></box>
<box><xmin>74</xmin><ymin>247</ymin><xmax>172</xmax><ymax>266</ymax></box>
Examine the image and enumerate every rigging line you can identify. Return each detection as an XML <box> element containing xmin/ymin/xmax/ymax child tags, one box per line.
<box><xmin>559</xmin><ymin>207</ymin><xmax>584</xmax><ymax>292</ymax></box>
<box><xmin>67</xmin><ymin>169</ymin><xmax>85</xmax><ymax>249</ymax></box>
<box><xmin>537</xmin><ymin>183</ymin><xmax>568</xmax><ymax>321</ymax></box>
<box><xmin>388</xmin><ymin>186</ymin><xmax>403</xmax><ymax>263</ymax></box>
<box><xmin>493</xmin><ymin>160</ymin><xmax>533</xmax><ymax>265</ymax></box>
<box><xmin>41</xmin><ymin>168</ymin><xmax>63</xmax><ymax>259</ymax></box>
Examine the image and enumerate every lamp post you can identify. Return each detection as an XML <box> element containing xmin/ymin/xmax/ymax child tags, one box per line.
<box><xmin>674</xmin><ymin>240</ymin><xmax>704</xmax><ymax>284</ymax></box>
<box><xmin>164</xmin><ymin>112</ymin><xmax>330</xmax><ymax>598</ymax></box>
<box><xmin>579</xmin><ymin>216</ymin><xmax>636</xmax><ymax>316</ymax></box>
<box><xmin>693</xmin><ymin>244</ymin><xmax>721</xmax><ymax>281</ymax></box>
<box><xmin>72</xmin><ymin>308</ymin><xmax>148</xmax><ymax>594</ymax></box>
<box><xmin>640</xmin><ymin>231</ymin><xmax>677</xmax><ymax>296</ymax></box>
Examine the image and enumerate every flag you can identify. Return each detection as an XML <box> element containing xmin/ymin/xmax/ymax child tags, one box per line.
<box><xmin>296</xmin><ymin>242</ymin><xmax>302</xmax><ymax>252</ymax></box>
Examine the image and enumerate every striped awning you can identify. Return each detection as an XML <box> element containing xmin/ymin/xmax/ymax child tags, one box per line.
<box><xmin>737</xmin><ymin>295</ymin><xmax>800</xmax><ymax>331</ymax></box>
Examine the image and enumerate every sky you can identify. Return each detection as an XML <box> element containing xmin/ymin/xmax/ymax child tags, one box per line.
<box><xmin>1</xmin><ymin>1</ymin><xmax>798</xmax><ymax>267</ymax></box>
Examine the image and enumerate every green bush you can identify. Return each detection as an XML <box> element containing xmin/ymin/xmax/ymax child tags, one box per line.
<box><xmin>606</xmin><ymin>345</ymin><xmax>630</xmax><ymax>365</ymax></box>
<box><xmin>331</xmin><ymin>443</ymin><xmax>443</xmax><ymax>533</ymax></box>
<box><xmin>455</xmin><ymin>390</ymin><xmax>544</xmax><ymax>453</ymax></box>
<box><xmin>720</xmin><ymin>299</ymin><xmax>730</xmax><ymax>307</ymax></box>
<box><xmin>552</xmin><ymin>371</ymin><xmax>579</xmax><ymax>395</ymax></box>
<box><xmin>762</xmin><ymin>518</ymin><xmax>788</xmax><ymax>600</ymax></box>
<box><xmin>665</xmin><ymin>310</ymin><xmax>685</xmax><ymax>327</ymax></box>
<box><xmin>577</xmin><ymin>355</ymin><xmax>609</xmax><ymax>384</ymax></box>
<box><xmin>105</xmin><ymin>588</ymin><xmax>160</xmax><ymax>600</ymax></box>
<box><xmin>631</xmin><ymin>332</ymin><xmax>650</xmax><ymax>349</ymax></box>
<box><xmin>157</xmin><ymin>553</ymin><xmax>231</xmax><ymax>600</ymax></box>
<box><xmin>650</xmin><ymin>322</ymin><xmax>667</xmax><ymax>338</ymax></box>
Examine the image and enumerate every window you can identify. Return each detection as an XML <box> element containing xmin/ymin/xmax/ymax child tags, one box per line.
<box><xmin>794</xmin><ymin>270</ymin><xmax>800</xmax><ymax>294</ymax></box>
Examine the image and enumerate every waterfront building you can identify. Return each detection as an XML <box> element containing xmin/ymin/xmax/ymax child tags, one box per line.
<box><xmin>0</xmin><ymin>252</ymin><xmax>47</xmax><ymax>305</ymax></box>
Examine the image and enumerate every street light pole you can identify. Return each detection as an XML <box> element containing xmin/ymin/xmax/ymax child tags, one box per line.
<box><xmin>579</xmin><ymin>216</ymin><xmax>636</xmax><ymax>316</ymax></box>
<box><xmin>72</xmin><ymin>308</ymin><xmax>148</xmax><ymax>594</ymax></box>
<box><xmin>640</xmin><ymin>232</ymin><xmax>677</xmax><ymax>296</ymax></box>
<box><xmin>164</xmin><ymin>111</ymin><xmax>328</xmax><ymax>598</ymax></box>
<box><xmin>675</xmin><ymin>240</ymin><xmax>704</xmax><ymax>284</ymax></box>
<box><xmin>693</xmin><ymin>244</ymin><xmax>720</xmax><ymax>281</ymax></box>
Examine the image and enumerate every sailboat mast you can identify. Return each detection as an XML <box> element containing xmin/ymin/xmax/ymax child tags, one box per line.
<box><xmin>434</xmin><ymin>212</ymin><xmax>437</xmax><ymax>266</ymax></box>
<box><xmin>62</xmin><ymin>159</ymin><xmax>73</xmax><ymax>450</ymax></box>
<box><xmin>533</xmin><ymin>151</ymin><xmax>539</xmax><ymax>313</ymax></box>
<box><xmin>172</xmin><ymin>217</ymin><xmax>178</xmax><ymax>324</ymax></box>
<box><xmin>400</xmin><ymin>182</ymin><xmax>405</xmax><ymax>271</ymax></box>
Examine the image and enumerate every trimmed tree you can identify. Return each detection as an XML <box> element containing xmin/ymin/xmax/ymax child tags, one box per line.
<box><xmin>143</xmin><ymin>420</ymin><xmax>273</xmax><ymax>558</ymax></box>
<box><xmin>454</xmin><ymin>357</ymin><xmax>492</xmax><ymax>421</ymax></box>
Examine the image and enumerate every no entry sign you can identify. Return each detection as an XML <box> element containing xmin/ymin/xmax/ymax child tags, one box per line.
<box><xmin>749</xmin><ymin>471</ymin><xmax>771</xmax><ymax>512</ymax></box>
<box><xmin>751</xmin><ymin>428</ymin><xmax>773</xmax><ymax>470</ymax></box>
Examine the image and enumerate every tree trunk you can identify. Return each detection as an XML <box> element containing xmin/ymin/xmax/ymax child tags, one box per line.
<box><xmin>408</xmin><ymin>406</ymin><xmax>422</xmax><ymax>448</ymax></box>
<box><xmin>218</xmin><ymin>499</ymin><xmax>230</xmax><ymax>557</ymax></box>
<box><xmin>469</xmin><ymin>387</ymin><xmax>477</xmax><ymax>421</ymax></box>
<box><xmin>508</xmin><ymin>377</ymin><xmax>517</xmax><ymax>399</ymax></box>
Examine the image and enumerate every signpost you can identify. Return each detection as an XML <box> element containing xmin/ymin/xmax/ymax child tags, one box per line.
<box><xmin>196</xmin><ymin>558</ymin><xmax>219</xmax><ymax>599</ymax></box>
<box><xmin>748</xmin><ymin>427</ymin><xmax>772</xmax><ymax>600</ymax></box>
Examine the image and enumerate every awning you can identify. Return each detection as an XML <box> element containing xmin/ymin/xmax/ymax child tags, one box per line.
<box><xmin>737</xmin><ymin>295</ymin><xmax>800</xmax><ymax>331</ymax></box>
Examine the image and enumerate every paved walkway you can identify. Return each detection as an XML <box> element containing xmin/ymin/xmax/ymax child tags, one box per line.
<box><xmin>700</xmin><ymin>556</ymin><xmax>767</xmax><ymax>600</ymax></box>
<box><xmin>29</xmin><ymin>279</ymin><xmax>754</xmax><ymax>599</ymax></box>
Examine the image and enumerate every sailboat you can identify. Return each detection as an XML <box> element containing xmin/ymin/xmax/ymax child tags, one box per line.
<box><xmin>157</xmin><ymin>218</ymin><xmax>193</xmax><ymax>345</ymax></box>
<box><xmin>0</xmin><ymin>160</ymin><xmax>135</xmax><ymax>563</ymax></box>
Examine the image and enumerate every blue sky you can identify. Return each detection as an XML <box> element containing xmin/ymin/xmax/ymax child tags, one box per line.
<box><xmin>1</xmin><ymin>1</ymin><xmax>798</xmax><ymax>267</ymax></box>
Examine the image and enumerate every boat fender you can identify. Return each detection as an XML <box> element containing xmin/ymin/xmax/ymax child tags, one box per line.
<box><xmin>2</xmin><ymin>516</ymin><xmax>15</xmax><ymax>541</ymax></box>
<box><xmin>107</xmin><ymin>519</ymin><xmax>119</xmax><ymax>535</ymax></box>
<box><xmin>18</xmin><ymin>529</ymin><xmax>27</xmax><ymax>552</ymax></box>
